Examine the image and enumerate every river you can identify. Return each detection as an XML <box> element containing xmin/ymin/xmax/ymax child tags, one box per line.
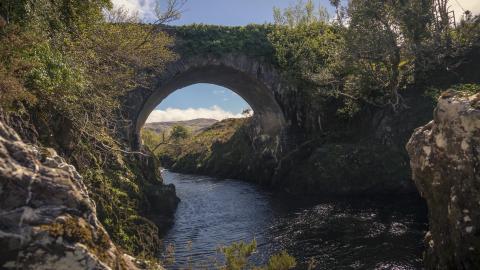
<box><xmin>160</xmin><ymin>170</ymin><xmax>428</xmax><ymax>269</ymax></box>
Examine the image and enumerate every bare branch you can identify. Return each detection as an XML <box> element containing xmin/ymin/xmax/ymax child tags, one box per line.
<box><xmin>135</xmin><ymin>0</ymin><xmax>186</xmax><ymax>50</ymax></box>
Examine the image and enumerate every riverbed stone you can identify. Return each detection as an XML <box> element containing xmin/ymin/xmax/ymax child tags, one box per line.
<box><xmin>406</xmin><ymin>91</ymin><xmax>480</xmax><ymax>269</ymax></box>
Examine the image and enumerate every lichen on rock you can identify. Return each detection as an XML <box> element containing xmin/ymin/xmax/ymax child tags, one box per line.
<box><xmin>407</xmin><ymin>91</ymin><xmax>480</xmax><ymax>269</ymax></box>
<box><xmin>0</xmin><ymin>120</ymin><xmax>158</xmax><ymax>269</ymax></box>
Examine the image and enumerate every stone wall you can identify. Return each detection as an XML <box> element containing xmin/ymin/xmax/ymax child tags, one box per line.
<box><xmin>407</xmin><ymin>92</ymin><xmax>480</xmax><ymax>269</ymax></box>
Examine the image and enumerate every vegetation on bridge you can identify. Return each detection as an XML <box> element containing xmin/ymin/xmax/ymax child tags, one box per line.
<box><xmin>173</xmin><ymin>24</ymin><xmax>276</xmax><ymax>60</ymax></box>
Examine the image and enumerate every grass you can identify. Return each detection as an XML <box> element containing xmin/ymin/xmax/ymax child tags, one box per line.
<box><xmin>142</xmin><ymin>117</ymin><xmax>250</xmax><ymax>171</ymax></box>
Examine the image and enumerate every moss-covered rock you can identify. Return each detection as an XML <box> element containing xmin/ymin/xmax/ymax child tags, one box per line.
<box><xmin>407</xmin><ymin>92</ymin><xmax>480</xmax><ymax>269</ymax></box>
<box><xmin>273</xmin><ymin>142</ymin><xmax>413</xmax><ymax>195</ymax></box>
<box><xmin>1</xmin><ymin>105</ymin><xmax>179</xmax><ymax>263</ymax></box>
<box><xmin>0</xmin><ymin>120</ymin><xmax>148</xmax><ymax>269</ymax></box>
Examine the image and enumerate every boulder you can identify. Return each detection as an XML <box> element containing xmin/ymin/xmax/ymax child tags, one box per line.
<box><xmin>406</xmin><ymin>92</ymin><xmax>480</xmax><ymax>269</ymax></box>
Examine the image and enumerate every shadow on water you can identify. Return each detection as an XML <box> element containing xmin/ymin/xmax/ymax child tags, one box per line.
<box><xmin>160</xmin><ymin>170</ymin><xmax>428</xmax><ymax>270</ymax></box>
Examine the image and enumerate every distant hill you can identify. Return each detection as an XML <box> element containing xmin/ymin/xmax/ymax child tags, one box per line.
<box><xmin>144</xmin><ymin>118</ymin><xmax>218</xmax><ymax>135</ymax></box>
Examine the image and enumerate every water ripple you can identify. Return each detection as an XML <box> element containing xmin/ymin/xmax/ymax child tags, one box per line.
<box><xmin>160</xmin><ymin>171</ymin><xmax>428</xmax><ymax>270</ymax></box>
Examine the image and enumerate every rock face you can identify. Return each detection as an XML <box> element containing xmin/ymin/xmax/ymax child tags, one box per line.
<box><xmin>273</xmin><ymin>142</ymin><xmax>413</xmax><ymax>195</ymax></box>
<box><xmin>407</xmin><ymin>92</ymin><xmax>480</xmax><ymax>269</ymax></box>
<box><xmin>0</xmin><ymin>121</ymin><xmax>145</xmax><ymax>269</ymax></box>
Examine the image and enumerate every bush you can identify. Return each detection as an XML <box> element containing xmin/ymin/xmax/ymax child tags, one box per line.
<box><xmin>217</xmin><ymin>240</ymin><xmax>296</xmax><ymax>270</ymax></box>
<box><xmin>425</xmin><ymin>83</ymin><xmax>480</xmax><ymax>101</ymax></box>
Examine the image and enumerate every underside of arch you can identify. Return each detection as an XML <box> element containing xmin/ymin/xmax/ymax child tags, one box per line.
<box><xmin>135</xmin><ymin>65</ymin><xmax>286</xmax><ymax>140</ymax></box>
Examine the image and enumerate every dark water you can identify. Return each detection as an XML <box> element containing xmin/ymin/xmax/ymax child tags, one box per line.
<box><xmin>160</xmin><ymin>170</ymin><xmax>428</xmax><ymax>269</ymax></box>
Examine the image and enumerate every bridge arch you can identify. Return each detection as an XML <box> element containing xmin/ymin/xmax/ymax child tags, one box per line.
<box><xmin>128</xmin><ymin>54</ymin><xmax>287</xmax><ymax>148</ymax></box>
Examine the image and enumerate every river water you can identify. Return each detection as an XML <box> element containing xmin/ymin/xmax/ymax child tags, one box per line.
<box><xmin>160</xmin><ymin>170</ymin><xmax>428</xmax><ymax>269</ymax></box>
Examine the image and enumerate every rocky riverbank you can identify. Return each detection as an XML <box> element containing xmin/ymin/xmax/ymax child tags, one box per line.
<box><xmin>0</xmin><ymin>114</ymin><xmax>179</xmax><ymax>269</ymax></box>
<box><xmin>407</xmin><ymin>91</ymin><xmax>480</xmax><ymax>269</ymax></box>
<box><xmin>0</xmin><ymin>120</ymin><xmax>155</xmax><ymax>269</ymax></box>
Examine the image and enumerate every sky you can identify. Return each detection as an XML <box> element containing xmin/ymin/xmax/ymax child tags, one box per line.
<box><xmin>110</xmin><ymin>0</ymin><xmax>480</xmax><ymax>123</ymax></box>
<box><xmin>147</xmin><ymin>84</ymin><xmax>250</xmax><ymax>122</ymax></box>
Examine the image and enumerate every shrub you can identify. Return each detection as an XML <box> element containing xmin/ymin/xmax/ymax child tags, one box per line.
<box><xmin>217</xmin><ymin>240</ymin><xmax>296</xmax><ymax>270</ymax></box>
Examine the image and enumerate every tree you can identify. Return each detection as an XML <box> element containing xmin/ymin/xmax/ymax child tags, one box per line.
<box><xmin>338</xmin><ymin>0</ymin><xmax>437</xmax><ymax>112</ymax></box>
<box><xmin>329</xmin><ymin>0</ymin><xmax>347</xmax><ymax>25</ymax></box>
<box><xmin>170</xmin><ymin>125</ymin><xmax>190</xmax><ymax>142</ymax></box>
<box><xmin>273</xmin><ymin>0</ymin><xmax>329</xmax><ymax>27</ymax></box>
<box><xmin>241</xmin><ymin>108</ymin><xmax>253</xmax><ymax>117</ymax></box>
<box><xmin>343</xmin><ymin>0</ymin><xmax>405</xmax><ymax>110</ymax></box>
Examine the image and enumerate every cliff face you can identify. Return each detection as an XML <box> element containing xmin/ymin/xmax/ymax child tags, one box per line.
<box><xmin>407</xmin><ymin>92</ymin><xmax>480</xmax><ymax>269</ymax></box>
<box><xmin>0</xmin><ymin>120</ymin><xmax>151</xmax><ymax>269</ymax></box>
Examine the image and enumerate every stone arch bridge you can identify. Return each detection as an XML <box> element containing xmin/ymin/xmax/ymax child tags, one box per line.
<box><xmin>122</xmin><ymin>26</ymin><xmax>291</xmax><ymax>149</ymax></box>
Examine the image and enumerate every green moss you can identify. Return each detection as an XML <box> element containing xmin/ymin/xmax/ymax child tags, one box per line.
<box><xmin>68</xmin><ymin>137</ymin><xmax>165</xmax><ymax>257</ymax></box>
<box><xmin>172</xmin><ymin>24</ymin><xmax>275</xmax><ymax>60</ymax></box>
<box><xmin>40</xmin><ymin>215</ymin><xmax>111</xmax><ymax>260</ymax></box>
<box><xmin>425</xmin><ymin>83</ymin><xmax>480</xmax><ymax>102</ymax></box>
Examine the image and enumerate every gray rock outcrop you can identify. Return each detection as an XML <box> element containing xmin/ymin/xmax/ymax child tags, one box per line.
<box><xmin>0</xmin><ymin>120</ymin><xmax>150</xmax><ymax>269</ymax></box>
<box><xmin>407</xmin><ymin>91</ymin><xmax>480</xmax><ymax>269</ymax></box>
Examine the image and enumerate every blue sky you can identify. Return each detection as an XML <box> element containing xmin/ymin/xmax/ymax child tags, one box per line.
<box><xmin>111</xmin><ymin>0</ymin><xmax>480</xmax><ymax>122</ymax></box>
<box><xmin>170</xmin><ymin>0</ymin><xmax>334</xmax><ymax>26</ymax></box>
<box><xmin>114</xmin><ymin>0</ymin><xmax>336</xmax><ymax>25</ymax></box>
<box><xmin>157</xmin><ymin>84</ymin><xmax>249</xmax><ymax>112</ymax></box>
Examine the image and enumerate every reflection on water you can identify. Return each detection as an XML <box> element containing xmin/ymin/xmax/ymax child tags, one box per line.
<box><xmin>160</xmin><ymin>170</ymin><xmax>427</xmax><ymax>269</ymax></box>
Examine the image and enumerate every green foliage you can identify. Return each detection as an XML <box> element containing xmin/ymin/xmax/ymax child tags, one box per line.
<box><xmin>0</xmin><ymin>0</ymin><xmax>111</xmax><ymax>33</ymax></box>
<box><xmin>268</xmin><ymin>0</ymin><xmax>479</xmax><ymax>121</ymax></box>
<box><xmin>141</xmin><ymin>129</ymin><xmax>166</xmax><ymax>151</ymax></box>
<box><xmin>425</xmin><ymin>83</ymin><xmax>480</xmax><ymax>101</ymax></box>
<box><xmin>268</xmin><ymin>22</ymin><xmax>343</xmax><ymax>81</ymax></box>
<box><xmin>273</xmin><ymin>0</ymin><xmax>330</xmax><ymax>27</ymax></box>
<box><xmin>71</xmin><ymin>130</ymin><xmax>172</xmax><ymax>259</ymax></box>
<box><xmin>452</xmin><ymin>14</ymin><xmax>480</xmax><ymax>48</ymax></box>
<box><xmin>342</xmin><ymin>0</ymin><xmax>410</xmax><ymax>111</ymax></box>
<box><xmin>24</xmin><ymin>42</ymin><xmax>86</xmax><ymax>107</ymax></box>
<box><xmin>219</xmin><ymin>240</ymin><xmax>257</xmax><ymax>270</ymax></box>
<box><xmin>173</xmin><ymin>24</ymin><xmax>275</xmax><ymax>60</ymax></box>
<box><xmin>0</xmin><ymin>0</ymin><xmax>175</xmax><ymax>142</ymax></box>
<box><xmin>217</xmin><ymin>240</ymin><xmax>296</xmax><ymax>270</ymax></box>
<box><xmin>0</xmin><ymin>26</ymin><xmax>37</xmax><ymax>111</ymax></box>
<box><xmin>170</xmin><ymin>125</ymin><xmax>190</xmax><ymax>142</ymax></box>
<box><xmin>0</xmin><ymin>0</ymin><xmax>177</xmax><ymax>260</ymax></box>
<box><xmin>453</xmin><ymin>83</ymin><xmax>480</xmax><ymax>95</ymax></box>
<box><xmin>254</xmin><ymin>251</ymin><xmax>297</xmax><ymax>270</ymax></box>
<box><xmin>157</xmin><ymin>118</ymin><xmax>249</xmax><ymax>169</ymax></box>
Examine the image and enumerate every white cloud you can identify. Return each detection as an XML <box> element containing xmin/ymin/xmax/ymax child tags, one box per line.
<box><xmin>213</xmin><ymin>89</ymin><xmax>227</xmax><ymax>95</ymax></box>
<box><xmin>451</xmin><ymin>0</ymin><xmax>480</xmax><ymax>20</ymax></box>
<box><xmin>146</xmin><ymin>106</ymin><xmax>250</xmax><ymax>122</ymax></box>
<box><xmin>110</xmin><ymin>0</ymin><xmax>157</xmax><ymax>21</ymax></box>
